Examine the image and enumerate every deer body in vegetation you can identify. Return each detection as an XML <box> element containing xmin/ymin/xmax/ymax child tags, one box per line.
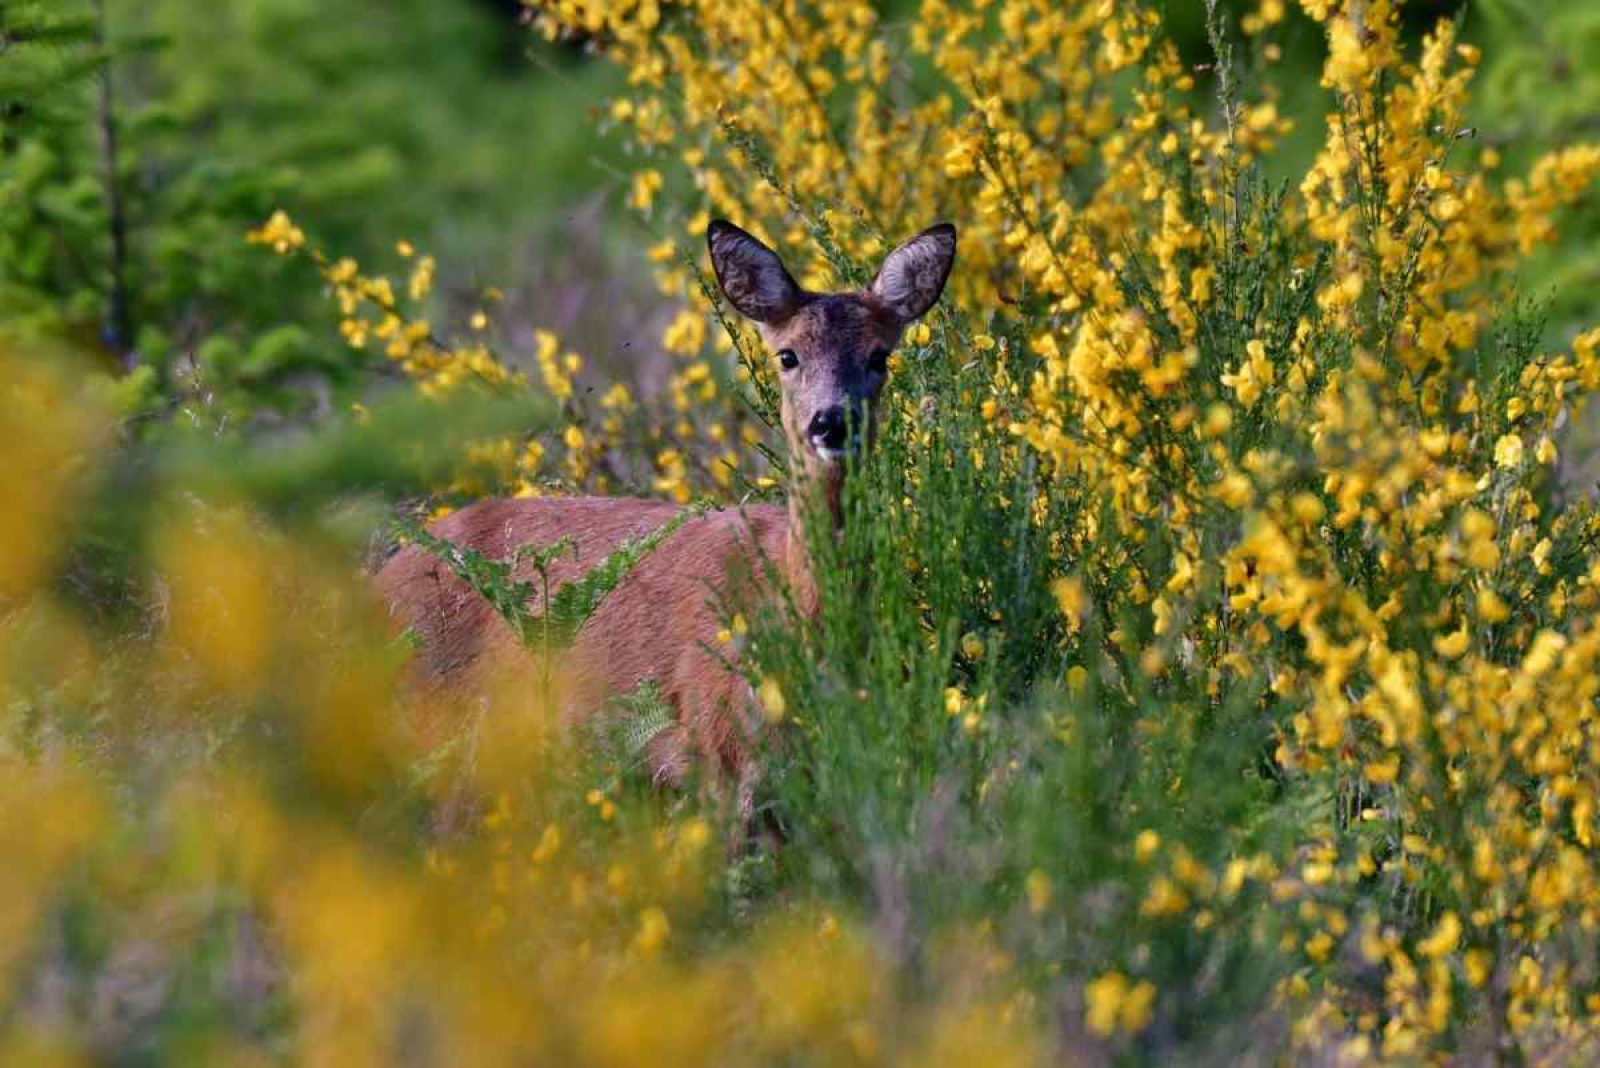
<box><xmin>375</xmin><ymin>219</ymin><xmax>956</xmax><ymax>789</ymax></box>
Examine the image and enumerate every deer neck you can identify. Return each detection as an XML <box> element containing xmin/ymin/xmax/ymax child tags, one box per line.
<box><xmin>782</xmin><ymin>467</ymin><xmax>843</xmax><ymax>619</ymax></box>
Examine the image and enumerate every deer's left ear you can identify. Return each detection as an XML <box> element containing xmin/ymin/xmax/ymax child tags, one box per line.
<box><xmin>869</xmin><ymin>223</ymin><xmax>957</xmax><ymax>324</ymax></box>
<box><xmin>707</xmin><ymin>220</ymin><xmax>806</xmax><ymax>325</ymax></box>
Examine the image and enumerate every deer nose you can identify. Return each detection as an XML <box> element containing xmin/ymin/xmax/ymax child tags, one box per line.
<box><xmin>808</xmin><ymin>407</ymin><xmax>849</xmax><ymax>452</ymax></box>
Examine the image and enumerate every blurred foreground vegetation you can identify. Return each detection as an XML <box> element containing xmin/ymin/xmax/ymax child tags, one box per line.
<box><xmin>6</xmin><ymin>1</ymin><xmax>1600</xmax><ymax>1066</ymax></box>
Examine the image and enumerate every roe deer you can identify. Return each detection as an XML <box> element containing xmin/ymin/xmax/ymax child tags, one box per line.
<box><xmin>375</xmin><ymin>219</ymin><xmax>956</xmax><ymax>795</ymax></box>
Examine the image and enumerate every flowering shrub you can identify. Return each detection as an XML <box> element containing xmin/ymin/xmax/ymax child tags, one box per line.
<box><xmin>521</xmin><ymin>2</ymin><xmax>1600</xmax><ymax>1058</ymax></box>
<box><xmin>7</xmin><ymin>1</ymin><xmax>1600</xmax><ymax>1066</ymax></box>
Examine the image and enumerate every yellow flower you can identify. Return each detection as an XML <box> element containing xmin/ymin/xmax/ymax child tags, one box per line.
<box><xmin>1476</xmin><ymin>587</ymin><xmax>1510</xmax><ymax>623</ymax></box>
<box><xmin>1574</xmin><ymin>795</ymin><xmax>1594</xmax><ymax>849</ymax></box>
<box><xmin>1364</xmin><ymin>754</ymin><xmax>1400</xmax><ymax>785</ymax></box>
<box><xmin>1120</xmin><ymin>981</ymin><xmax>1156</xmax><ymax>1034</ymax></box>
<box><xmin>1202</xmin><ymin>404</ymin><xmax>1233</xmax><ymax>438</ymax></box>
<box><xmin>1432</xmin><ymin>625</ymin><xmax>1470</xmax><ymax>660</ymax></box>
<box><xmin>1084</xmin><ymin>972</ymin><xmax>1128</xmax><ymax>1037</ymax></box>
<box><xmin>1051</xmin><ymin>576</ymin><xmax>1087</xmax><ymax>627</ymax></box>
<box><xmin>1025</xmin><ymin>869</ymin><xmax>1053</xmax><ymax>915</ymax></box>
<box><xmin>758</xmin><ymin>677</ymin><xmax>787</xmax><ymax>724</ymax></box>
<box><xmin>408</xmin><ymin>255</ymin><xmax>435</xmax><ymax>301</ymax></box>
<box><xmin>632</xmin><ymin>906</ymin><xmax>671</xmax><ymax>955</ymax></box>
<box><xmin>1494</xmin><ymin>433</ymin><xmax>1524</xmax><ymax>468</ymax></box>
<box><xmin>1417</xmin><ymin>912</ymin><xmax>1461</xmax><ymax>958</ymax></box>
<box><xmin>1085</xmin><ymin>971</ymin><xmax>1157</xmax><ymax>1037</ymax></box>
<box><xmin>1289</xmin><ymin>493</ymin><xmax>1325</xmax><ymax>525</ymax></box>
<box><xmin>1221</xmin><ymin>340</ymin><xmax>1274</xmax><ymax>407</ymax></box>
<box><xmin>1304</xmin><ymin>931</ymin><xmax>1335</xmax><ymax>962</ymax></box>
<box><xmin>1152</xmin><ymin>596</ymin><xmax>1174</xmax><ymax>636</ymax></box>
<box><xmin>1464</xmin><ymin>949</ymin><xmax>1493</xmax><ymax>988</ymax></box>
<box><xmin>1140</xmin><ymin>875</ymin><xmax>1188</xmax><ymax>917</ymax></box>
<box><xmin>1324</xmin><ymin>16</ymin><xmax>1371</xmax><ymax>91</ymax></box>
<box><xmin>246</xmin><ymin>209</ymin><xmax>305</xmax><ymax>254</ymax></box>
<box><xmin>1165</xmin><ymin>553</ymin><xmax>1195</xmax><ymax>593</ymax></box>
<box><xmin>629</xmin><ymin>168</ymin><xmax>664</xmax><ymax>213</ymax></box>
<box><xmin>531</xmin><ymin>824</ymin><xmax>562</xmax><ymax>863</ymax></box>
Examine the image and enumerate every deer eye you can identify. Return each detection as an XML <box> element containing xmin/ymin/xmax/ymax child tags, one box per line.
<box><xmin>777</xmin><ymin>349</ymin><xmax>799</xmax><ymax>371</ymax></box>
<box><xmin>868</xmin><ymin>348</ymin><xmax>891</xmax><ymax>374</ymax></box>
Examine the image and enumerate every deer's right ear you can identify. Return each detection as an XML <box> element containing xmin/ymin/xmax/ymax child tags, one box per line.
<box><xmin>707</xmin><ymin>220</ymin><xmax>805</xmax><ymax>324</ymax></box>
<box><xmin>869</xmin><ymin>222</ymin><xmax>957</xmax><ymax>325</ymax></box>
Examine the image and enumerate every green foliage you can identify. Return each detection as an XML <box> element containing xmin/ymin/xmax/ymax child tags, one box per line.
<box><xmin>717</xmin><ymin>48</ymin><xmax>1594</xmax><ymax>1047</ymax></box>
<box><xmin>1474</xmin><ymin>1</ymin><xmax>1600</xmax><ymax>330</ymax></box>
<box><xmin>731</xmin><ymin>274</ymin><xmax>1291</xmax><ymax>1050</ymax></box>
<box><xmin>6</xmin><ymin>1</ymin><xmax>1600</xmax><ymax>1065</ymax></box>
<box><xmin>1477</xmin><ymin>1</ymin><xmax>1600</xmax><ymax>148</ymax></box>
<box><xmin>542</xmin><ymin>504</ymin><xmax>705</xmax><ymax>644</ymax></box>
<box><xmin>396</xmin><ymin>518</ymin><xmax>569</xmax><ymax>652</ymax></box>
<box><xmin>397</xmin><ymin>501</ymin><xmax>702</xmax><ymax>656</ymax></box>
<box><xmin>0</xmin><ymin>3</ymin><xmax>100</xmax><ymax>133</ymax></box>
<box><xmin>603</xmin><ymin>679</ymin><xmax>677</xmax><ymax>774</ymax></box>
<box><xmin>1</xmin><ymin>0</ymin><xmax>626</xmax><ymax>434</ymax></box>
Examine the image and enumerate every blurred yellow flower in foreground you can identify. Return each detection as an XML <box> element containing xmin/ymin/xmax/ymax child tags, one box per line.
<box><xmin>1085</xmin><ymin>970</ymin><xmax>1157</xmax><ymax>1036</ymax></box>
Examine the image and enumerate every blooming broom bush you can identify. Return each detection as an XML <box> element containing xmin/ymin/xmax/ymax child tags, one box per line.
<box><xmin>7</xmin><ymin>1</ymin><xmax>1600</xmax><ymax>1066</ymax></box>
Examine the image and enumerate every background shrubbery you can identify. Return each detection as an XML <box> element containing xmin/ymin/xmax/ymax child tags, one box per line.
<box><xmin>6</xmin><ymin>1</ymin><xmax>1600</xmax><ymax>1065</ymax></box>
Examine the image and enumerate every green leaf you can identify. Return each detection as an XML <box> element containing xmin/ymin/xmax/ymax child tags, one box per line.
<box><xmin>609</xmin><ymin>679</ymin><xmax>676</xmax><ymax>766</ymax></box>
<box><xmin>397</xmin><ymin>502</ymin><xmax>707</xmax><ymax>655</ymax></box>
<box><xmin>541</xmin><ymin>504</ymin><xmax>704</xmax><ymax>647</ymax></box>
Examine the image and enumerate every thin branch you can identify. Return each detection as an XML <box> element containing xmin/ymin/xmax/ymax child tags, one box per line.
<box><xmin>94</xmin><ymin>0</ymin><xmax>135</xmax><ymax>370</ymax></box>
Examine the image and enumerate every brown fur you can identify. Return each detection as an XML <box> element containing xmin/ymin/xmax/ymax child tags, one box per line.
<box><xmin>375</xmin><ymin>295</ymin><xmax>902</xmax><ymax>786</ymax></box>
<box><xmin>375</xmin><ymin>496</ymin><xmax>794</xmax><ymax>784</ymax></box>
<box><xmin>374</xmin><ymin>220</ymin><xmax>955</xmax><ymax>794</ymax></box>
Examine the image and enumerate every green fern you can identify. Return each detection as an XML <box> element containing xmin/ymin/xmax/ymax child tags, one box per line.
<box><xmin>395</xmin><ymin>503</ymin><xmax>706</xmax><ymax>655</ymax></box>
<box><xmin>607</xmin><ymin>679</ymin><xmax>676</xmax><ymax>767</ymax></box>
<box><xmin>394</xmin><ymin>517</ymin><xmax>550</xmax><ymax>649</ymax></box>
<box><xmin>540</xmin><ymin>505</ymin><xmax>703</xmax><ymax>647</ymax></box>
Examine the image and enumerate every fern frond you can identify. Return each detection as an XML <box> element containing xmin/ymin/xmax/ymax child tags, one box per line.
<box><xmin>542</xmin><ymin>504</ymin><xmax>705</xmax><ymax>646</ymax></box>
<box><xmin>396</xmin><ymin>503</ymin><xmax>707</xmax><ymax>655</ymax></box>
<box><xmin>609</xmin><ymin>680</ymin><xmax>676</xmax><ymax>765</ymax></box>
<box><xmin>392</xmin><ymin>516</ymin><xmax>541</xmax><ymax>645</ymax></box>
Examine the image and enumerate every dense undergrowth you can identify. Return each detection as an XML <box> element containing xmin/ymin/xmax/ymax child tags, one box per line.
<box><xmin>7</xmin><ymin>1</ymin><xmax>1600</xmax><ymax>1065</ymax></box>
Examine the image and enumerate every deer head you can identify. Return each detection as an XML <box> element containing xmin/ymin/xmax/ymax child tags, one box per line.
<box><xmin>707</xmin><ymin>220</ymin><xmax>957</xmax><ymax>496</ymax></box>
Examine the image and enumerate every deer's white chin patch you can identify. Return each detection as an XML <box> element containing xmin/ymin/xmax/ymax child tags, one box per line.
<box><xmin>811</xmin><ymin>445</ymin><xmax>847</xmax><ymax>465</ymax></box>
